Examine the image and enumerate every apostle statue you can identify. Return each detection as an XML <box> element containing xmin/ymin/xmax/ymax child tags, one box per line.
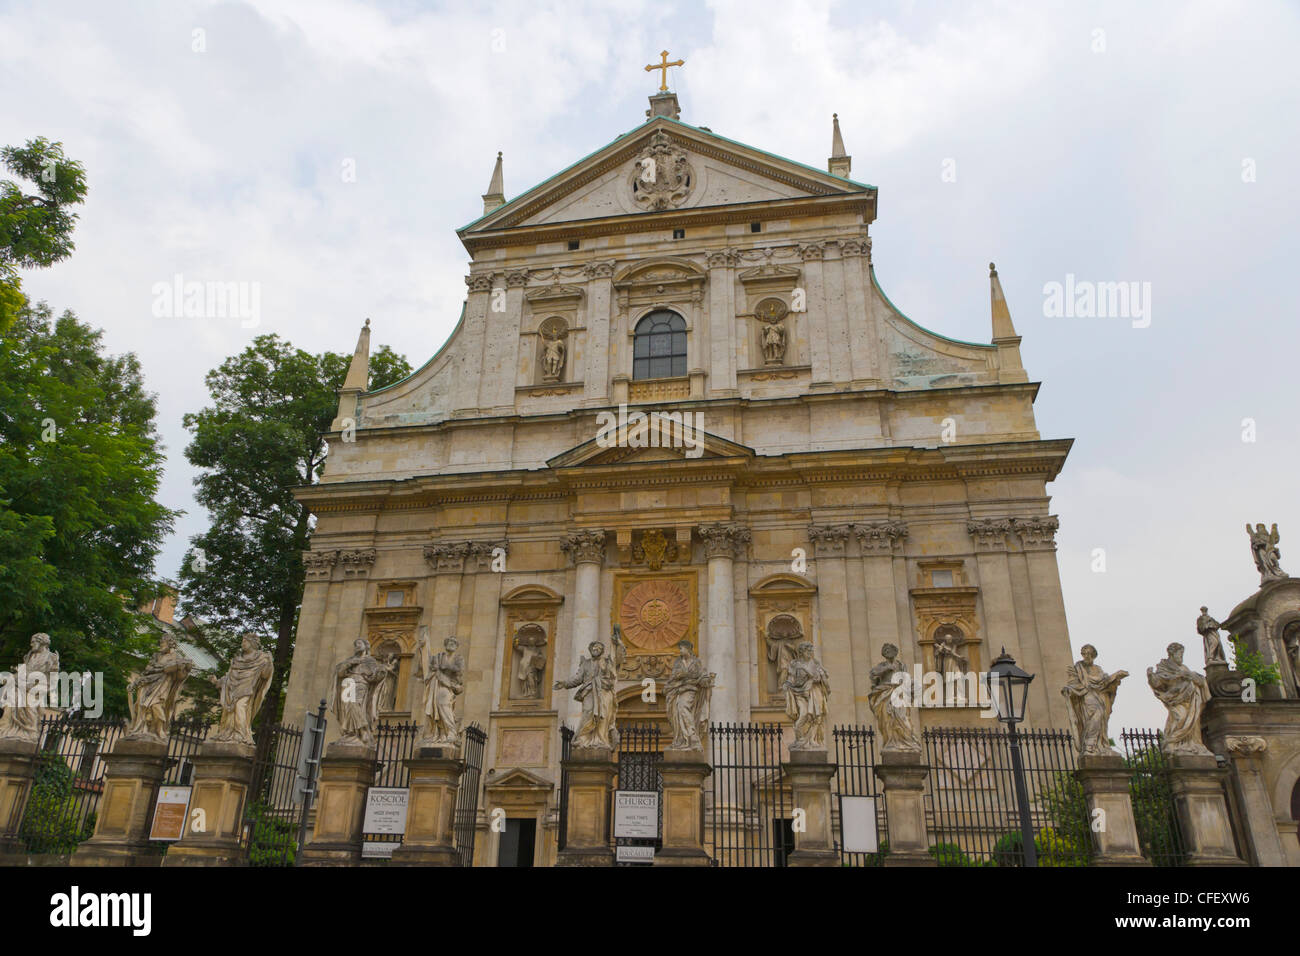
<box><xmin>213</xmin><ymin>634</ymin><xmax>274</xmax><ymax>747</ymax></box>
<box><xmin>761</xmin><ymin>321</ymin><xmax>786</xmax><ymax>365</ymax></box>
<box><xmin>764</xmin><ymin>615</ymin><xmax>802</xmax><ymax>693</ymax></box>
<box><xmin>1060</xmin><ymin>644</ymin><xmax>1127</xmax><ymax>756</ymax></box>
<box><xmin>512</xmin><ymin>626</ymin><xmax>548</xmax><ymax>699</ymax></box>
<box><xmin>1196</xmin><ymin>606</ymin><xmax>1228</xmax><ymax>665</ymax></box>
<box><xmin>1146</xmin><ymin>642</ymin><xmax>1212</xmax><ymax>757</ymax></box>
<box><xmin>1247</xmin><ymin>522</ymin><xmax>1287</xmax><ymax>583</ymax></box>
<box><xmin>541</xmin><ymin>328</ymin><xmax>566</xmax><ymax>381</ymax></box>
<box><xmin>868</xmin><ymin>643</ymin><xmax>921</xmax><ymax>754</ymax></box>
<box><xmin>0</xmin><ymin>633</ymin><xmax>60</xmax><ymax>742</ymax></box>
<box><xmin>414</xmin><ymin>632</ymin><xmax>465</xmax><ymax>747</ymax></box>
<box><xmin>933</xmin><ymin>626</ymin><xmax>970</xmax><ymax>705</ymax></box>
<box><xmin>125</xmin><ymin>634</ymin><xmax>194</xmax><ymax>742</ymax></box>
<box><xmin>555</xmin><ymin>627</ymin><xmax>625</xmax><ymax>750</ymax></box>
<box><xmin>664</xmin><ymin>639</ymin><xmax>714</xmax><ymax>751</ymax></box>
<box><xmin>330</xmin><ymin>638</ymin><xmax>394</xmax><ymax>749</ymax></box>
<box><xmin>782</xmin><ymin>641</ymin><xmax>830</xmax><ymax>751</ymax></box>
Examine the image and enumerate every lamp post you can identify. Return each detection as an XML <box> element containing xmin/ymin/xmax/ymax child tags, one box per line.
<box><xmin>987</xmin><ymin>647</ymin><xmax>1037</xmax><ymax>867</ymax></box>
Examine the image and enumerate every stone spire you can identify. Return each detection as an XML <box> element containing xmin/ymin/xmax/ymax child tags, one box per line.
<box><xmin>331</xmin><ymin>318</ymin><xmax>370</xmax><ymax>431</ymax></box>
<box><xmin>828</xmin><ymin>113</ymin><xmax>851</xmax><ymax>178</ymax></box>
<box><xmin>988</xmin><ymin>264</ymin><xmax>1027</xmax><ymax>383</ymax></box>
<box><xmin>481</xmin><ymin>152</ymin><xmax>505</xmax><ymax>216</ymax></box>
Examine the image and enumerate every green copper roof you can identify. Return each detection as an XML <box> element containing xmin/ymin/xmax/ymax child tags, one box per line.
<box><xmin>870</xmin><ymin>266</ymin><xmax>992</xmax><ymax>349</ymax></box>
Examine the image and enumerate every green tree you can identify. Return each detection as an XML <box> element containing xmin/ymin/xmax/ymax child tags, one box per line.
<box><xmin>0</xmin><ymin>302</ymin><xmax>177</xmax><ymax>712</ymax></box>
<box><xmin>0</xmin><ymin>138</ymin><xmax>88</xmax><ymax>332</ymax></box>
<box><xmin>178</xmin><ymin>334</ymin><xmax>410</xmax><ymax>724</ymax></box>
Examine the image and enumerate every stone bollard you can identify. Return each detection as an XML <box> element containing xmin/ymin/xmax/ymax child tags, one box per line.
<box><xmin>72</xmin><ymin>738</ymin><xmax>171</xmax><ymax>867</ymax></box>
<box><xmin>390</xmin><ymin>745</ymin><xmax>463</xmax><ymax>866</ymax></box>
<box><xmin>1074</xmin><ymin>753</ymin><xmax>1148</xmax><ymax>866</ymax></box>
<box><xmin>162</xmin><ymin>740</ymin><xmax>256</xmax><ymax>867</ymax></box>
<box><xmin>875</xmin><ymin>750</ymin><xmax>936</xmax><ymax>867</ymax></box>
<box><xmin>299</xmin><ymin>740</ymin><xmax>376</xmax><ymax>866</ymax></box>
<box><xmin>0</xmin><ymin>737</ymin><xmax>40</xmax><ymax>857</ymax></box>
<box><xmin>555</xmin><ymin>745</ymin><xmax>616</xmax><ymax>867</ymax></box>
<box><xmin>783</xmin><ymin>749</ymin><xmax>839</xmax><ymax>867</ymax></box>
<box><xmin>1167</xmin><ymin>753</ymin><xmax>1246</xmax><ymax>866</ymax></box>
<box><xmin>655</xmin><ymin>748</ymin><xmax>711</xmax><ymax>867</ymax></box>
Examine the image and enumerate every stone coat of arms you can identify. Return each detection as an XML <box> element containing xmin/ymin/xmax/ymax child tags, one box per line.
<box><xmin>630</xmin><ymin>131</ymin><xmax>694</xmax><ymax>210</ymax></box>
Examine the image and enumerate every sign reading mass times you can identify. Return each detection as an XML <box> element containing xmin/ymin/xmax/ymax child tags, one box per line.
<box><xmin>613</xmin><ymin>790</ymin><xmax>659</xmax><ymax>839</ymax></box>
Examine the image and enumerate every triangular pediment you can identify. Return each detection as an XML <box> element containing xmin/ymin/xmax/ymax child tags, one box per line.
<box><xmin>485</xmin><ymin>767</ymin><xmax>554</xmax><ymax>791</ymax></box>
<box><xmin>460</xmin><ymin>117</ymin><xmax>872</xmax><ymax>237</ymax></box>
<box><xmin>547</xmin><ymin>418</ymin><xmax>755</xmax><ymax>470</ymax></box>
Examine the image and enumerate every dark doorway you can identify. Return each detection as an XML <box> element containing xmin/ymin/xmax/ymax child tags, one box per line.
<box><xmin>773</xmin><ymin>818</ymin><xmax>796</xmax><ymax>867</ymax></box>
<box><xmin>497</xmin><ymin>817</ymin><xmax>536</xmax><ymax>868</ymax></box>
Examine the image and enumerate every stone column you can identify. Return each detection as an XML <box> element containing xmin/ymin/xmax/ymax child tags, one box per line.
<box><xmin>1216</xmin><ymin>736</ymin><xmax>1286</xmax><ymax>866</ymax></box>
<box><xmin>808</xmin><ymin>524</ymin><xmax>855</xmax><ymax>729</ymax></box>
<box><xmin>854</xmin><ymin>521</ymin><xmax>908</xmax><ymax>719</ymax></box>
<box><xmin>72</xmin><ymin>738</ymin><xmax>171</xmax><ymax>867</ymax></box>
<box><xmin>784</xmin><ymin>750</ymin><xmax>838</xmax><ymax>866</ymax></box>
<box><xmin>162</xmin><ymin>740</ymin><xmax>256</xmax><ymax>867</ymax></box>
<box><xmin>583</xmin><ymin>261</ymin><xmax>615</xmax><ymax>404</ymax></box>
<box><xmin>0</xmin><ymin>738</ymin><xmax>39</xmax><ymax>856</ymax></box>
<box><xmin>299</xmin><ymin>741</ymin><xmax>376</xmax><ymax>866</ymax></box>
<box><xmin>1167</xmin><ymin>753</ymin><xmax>1246</xmax><ymax>866</ymax></box>
<box><xmin>1075</xmin><ymin>753</ymin><xmax>1148</xmax><ymax>866</ymax></box>
<box><xmin>655</xmin><ymin>749</ymin><xmax>711</xmax><ymax>867</ymax></box>
<box><xmin>840</xmin><ymin>239</ymin><xmax>878</xmax><ymax>385</ymax></box>
<box><xmin>561</xmin><ymin>530</ymin><xmax>605</xmax><ymax>729</ymax></box>
<box><xmin>875</xmin><ymin>751</ymin><xmax>936</xmax><ymax>867</ymax></box>
<box><xmin>454</xmin><ymin>273</ymin><xmax>493</xmax><ymax>415</ymax></box>
<box><xmin>390</xmin><ymin>744</ymin><xmax>463</xmax><ymax>866</ymax></box>
<box><xmin>799</xmin><ymin>243</ymin><xmax>831</xmax><ymax>387</ymax></box>
<box><xmin>699</xmin><ymin>523</ymin><xmax>750</xmax><ymax>725</ymax></box>
<box><xmin>705</xmin><ymin>249</ymin><xmax>738</xmax><ymax>393</ymax></box>
<box><xmin>282</xmin><ymin>550</ymin><xmax>337</xmax><ymax>720</ymax></box>
<box><xmin>555</xmin><ymin>746</ymin><xmax>616</xmax><ymax>867</ymax></box>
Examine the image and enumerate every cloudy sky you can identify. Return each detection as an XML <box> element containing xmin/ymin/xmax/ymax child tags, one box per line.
<box><xmin>3</xmin><ymin>0</ymin><xmax>1297</xmax><ymax>729</ymax></box>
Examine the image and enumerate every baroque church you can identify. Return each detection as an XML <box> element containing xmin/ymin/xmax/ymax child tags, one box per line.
<box><xmin>281</xmin><ymin>79</ymin><xmax>1078</xmax><ymax>865</ymax></box>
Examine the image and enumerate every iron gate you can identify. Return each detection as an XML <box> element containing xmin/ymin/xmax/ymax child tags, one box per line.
<box><xmin>615</xmin><ymin>722</ymin><xmax>662</xmax><ymax>865</ymax></box>
<box><xmin>708</xmin><ymin>723</ymin><xmax>787</xmax><ymax>867</ymax></box>
<box><xmin>453</xmin><ymin>724</ymin><xmax>487</xmax><ymax>866</ymax></box>
<box><xmin>831</xmin><ymin>725</ymin><xmax>885</xmax><ymax>865</ymax></box>
<box><xmin>1120</xmin><ymin>727</ymin><xmax>1188</xmax><ymax>866</ymax></box>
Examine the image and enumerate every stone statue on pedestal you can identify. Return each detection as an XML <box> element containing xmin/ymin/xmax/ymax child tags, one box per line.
<box><xmin>414</xmin><ymin>633</ymin><xmax>465</xmax><ymax>747</ymax></box>
<box><xmin>126</xmin><ymin>634</ymin><xmax>194</xmax><ymax>742</ymax></box>
<box><xmin>1247</xmin><ymin>522</ymin><xmax>1287</xmax><ymax>584</ymax></box>
<box><xmin>1061</xmin><ymin>644</ymin><xmax>1127</xmax><ymax>756</ymax></box>
<box><xmin>1147</xmin><ymin>642</ymin><xmax>1212</xmax><ymax>757</ymax></box>
<box><xmin>868</xmin><ymin>643</ymin><xmax>920</xmax><ymax>754</ymax></box>
<box><xmin>1196</xmin><ymin>606</ymin><xmax>1228</xmax><ymax>665</ymax></box>
<box><xmin>783</xmin><ymin>641</ymin><xmax>830</xmax><ymax>751</ymax></box>
<box><xmin>213</xmin><ymin>634</ymin><xmax>274</xmax><ymax>746</ymax></box>
<box><xmin>330</xmin><ymin>638</ymin><xmax>393</xmax><ymax>749</ymax></box>
<box><xmin>0</xmin><ymin>633</ymin><xmax>60</xmax><ymax>742</ymax></box>
<box><xmin>664</xmin><ymin>639</ymin><xmax>714</xmax><ymax>751</ymax></box>
<box><xmin>555</xmin><ymin>628</ymin><xmax>625</xmax><ymax>750</ymax></box>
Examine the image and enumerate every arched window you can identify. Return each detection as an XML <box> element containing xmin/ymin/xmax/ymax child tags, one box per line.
<box><xmin>633</xmin><ymin>310</ymin><xmax>686</xmax><ymax>380</ymax></box>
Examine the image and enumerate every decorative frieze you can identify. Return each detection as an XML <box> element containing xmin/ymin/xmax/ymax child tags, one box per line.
<box><xmin>698</xmin><ymin>523</ymin><xmax>751</xmax><ymax>560</ymax></box>
<box><xmin>303</xmin><ymin>550</ymin><xmax>338</xmax><ymax>581</ymax></box>
<box><xmin>967</xmin><ymin>518</ymin><xmax>1012</xmax><ymax>551</ymax></box>
<box><xmin>807</xmin><ymin>524</ymin><xmax>852</xmax><ymax>557</ymax></box>
<box><xmin>1013</xmin><ymin>515</ymin><xmax>1060</xmax><ymax>549</ymax></box>
<box><xmin>561</xmin><ymin>530</ymin><xmax>606</xmax><ymax>566</ymax></box>
<box><xmin>338</xmin><ymin>549</ymin><xmax>376</xmax><ymax>578</ymax></box>
<box><xmin>853</xmin><ymin>520</ymin><xmax>909</xmax><ymax>554</ymax></box>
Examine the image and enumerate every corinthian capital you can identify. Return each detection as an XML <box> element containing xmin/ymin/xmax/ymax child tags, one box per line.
<box><xmin>798</xmin><ymin>243</ymin><xmax>825</xmax><ymax>261</ymax></box>
<box><xmin>854</xmin><ymin>520</ymin><xmax>908</xmax><ymax>553</ymax></box>
<box><xmin>338</xmin><ymin>548</ymin><xmax>376</xmax><ymax>577</ymax></box>
<box><xmin>967</xmin><ymin>518</ymin><xmax>1012</xmax><ymax>551</ymax></box>
<box><xmin>505</xmin><ymin>270</ymin><xmax>529</xmax><ymax>288</ymax></box>
<box><xmin>808</xmin><ymin>524</ymin><xmax>852</xmax><ymax>556</ymax></box>
<box><xmin>465</xmin><ymin>273</ymin><xmax>495</xmax><ymax>293</ymax></box>
<box><xmin>1013</xmin><ymin>515</ymin><xmax>1060</xmax><ymax>549</ymax></box>
<box><xmin>582</xmin><ymin>260</ymin><xmax>616</xmax><ymax>280</ymax></box>
<box><xmin>303</xmin><ymin>549</ymin><xmax>338</xmax><ymax>581</ymax></box>
<box><xmin>424</xmin><ymin>541</ymin><xmax>470</xmax><ymax>573</ymax></box>
<box><xmin>561</xmin><ymin>530</ymin><xmax>606</xmax><ymax>566</ymax></box>
<box><xmin>698</xmin><ymin>523</ymin><xmax>751</xmax><ymax>560</ymax></box>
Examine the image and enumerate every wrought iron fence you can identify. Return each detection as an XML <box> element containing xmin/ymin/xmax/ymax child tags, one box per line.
<box><xmin>557</xmin><ymin>725</ymin><xmax>573</xmax><ymax>852</ymax></box>
<box><xmin>922</xmin><ymin>726</ymin><xmax>1089</xmax><ymax>867</ymax></box>
<box><xmin>162</xmin><ymin>714</ymin><xmax>213</xmax><ymax>786</ymax></box>
<box><xmin>363</xmin><ymin>721</ymin><xmax>418</xmax><ymax>855</ymax></box>
<box><xmin>1120</xmin><ymin>727</ymin><xmax>1187</xmax><ymax>866</ymax></box>
<box><xmin>708</xmin><ymin>723</ymin><xmax>787</xmax><ymax>867</ymax></box>
<box><xmin>453</xmin><ymin>723</ymin><xmax>487</xmax><ymax>867</ymax></box>
<box><xmin>615</xmin><ymin>722</ymin><xmax>662</xmax><ymax>865</ymax></box>
<box><xmin>831</xmin><ymin>725</ymin><xmax>885</xmax><ymax>866</ymax></box>
<box><xmin>241</xmin><ymin>708</ymin><xmax>325</xmax><ymax>868</ymax></box>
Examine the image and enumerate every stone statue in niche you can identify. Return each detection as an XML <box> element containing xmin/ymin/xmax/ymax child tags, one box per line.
<box><xmin>512</xmin><ymin>623</ymin><xmax>548</xmax><ymax>699</ymax></box>
<box><xmin>1196</xmin><ymin>606</ymin><xmax>1228</xmax><ymax>665</ymax></box>
<box><xmin>664</xmin><ymin>639</ymin><xmax>714</xmax><ymax>751</ymax></box>
<box><xmin>1247</xmin><ymin>522</ymin><xmax>1287</xmax><ymax>584</ymax></box>
<box><xmin>783</xmin><ymin>640</ymin><xmax>830</xmax><ymax>751</ymax></box>
<box><xmin>1147</xmin><ymin>642</ymin><xmax>1212</xmax><ymax>757</ymax></box>
<box><xmin>539</xmin><ymin>318</ymin><xmax>567</xmax><ymax>383</ymax></box>
<box><xmin>755</xmin><ymin>297</ymin><xmax>788</xmax><ymax>366</ymax></box>
<box><xmin>374</xmin><ymin>642</ymin><xmax>401</xmax><ymax>711</ymax></box>
<box><xmin>868</xmin><ymin>643</ymin><xmax>921</xmax><ymax>754</ymax></box>
<box><xmin>765</xmin><ymin>614</ymin><xmax>803</xmax><ymax>695</ymax></box>
<box><xmin>933</xmin><ymin>625</ymin><xmax>971</xmax><ymax>705</ymax></box>
<box><xmin>1060</xmin><ymin>644</ymin><xmax>1127</xmax><ymax>757</ymax></box>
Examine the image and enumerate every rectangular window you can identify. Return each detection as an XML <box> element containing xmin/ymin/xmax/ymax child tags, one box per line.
<box><xmin>672</xmin><ymin>228</ymin><xmax>685</xmax><ymax>239</ymax></box>
<box><xmin>567</xmin><ymin>240</ymin><xmax>579</xmax><ymax>251</ymax></box>
<box><xmin>385</xmin><ymin>590</ymin><xmax>404</xmax><ymax>607</ymax></box>
<box><xmin>930</xmin><ymin>570</ymin><xmax>955</xmax><ymax>588</ymax></box>
<box><xmin>750</xmin><ymin>222</ymin><xmax>762</xmax><ymax>233</ymax></box>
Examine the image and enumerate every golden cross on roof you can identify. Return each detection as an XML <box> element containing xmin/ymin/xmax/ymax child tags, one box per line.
<box><xmin>645</xmin><ymin>50</ymin><xmax>684</xmax><ymax>93</ymax></box>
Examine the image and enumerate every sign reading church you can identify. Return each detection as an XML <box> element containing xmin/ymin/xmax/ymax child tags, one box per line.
<box><xmin>283</xmin><ymin>60</ymin><xmax>1076</xmax><ymax>866</ymax></box>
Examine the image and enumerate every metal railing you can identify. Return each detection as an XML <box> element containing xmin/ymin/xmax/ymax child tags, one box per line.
<box><xmin>1119</xmin><ymin>727</ymin><xmax>1187</xmax><ymax>866</ymax></box>
<box><xmin>708</xmin><ymin>723</ymin><xmax>787</xmax><ymax>867</ymax></box>
<box><xmin>831</xmin><ymin>725</ymin><xmax>885</xmax><ymax>866</ymax></box>
<box><xmin>453</xmin><ymin>723</ymin><xmax>487</xmax><ymax>867</ymax></box>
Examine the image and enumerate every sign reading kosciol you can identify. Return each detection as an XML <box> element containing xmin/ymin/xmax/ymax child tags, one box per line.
<box><xmin>613</xmin><ymin>790</ymin><xmax>658</xmax><ymax>839</ymax></box>
<box><xmin>362</xmin><ymin>787</ymin><xmax>409</xmax><ymax>835</ymax></box>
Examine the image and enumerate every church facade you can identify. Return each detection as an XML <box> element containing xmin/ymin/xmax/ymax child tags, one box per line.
<box><xmin>281</xmin><ymin>89</ymin><xmax>1077</xmax><ymax>864</ymax></box>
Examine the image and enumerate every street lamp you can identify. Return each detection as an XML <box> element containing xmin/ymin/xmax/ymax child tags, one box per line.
<box><xmin>987</xmin><ymin>647</ymin><xmax>1037</xmax><ymax>867</ymax></box>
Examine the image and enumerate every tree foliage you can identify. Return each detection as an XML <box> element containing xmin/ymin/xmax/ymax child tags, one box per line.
<box><xmin>0</xmin><ymin>302</ymin><xmax>176</xmax><ymax>712</ymax></box>
<box><xmin>178</xmin><ymin>333</ymin><xmax>410</xmax><ymax>721</ymax></box>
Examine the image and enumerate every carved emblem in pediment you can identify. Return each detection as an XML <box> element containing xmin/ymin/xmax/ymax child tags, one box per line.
<box><xmin>630</xmin><ymin>131</ymin><xmax>694</xmax><ymax>210</ymax></box>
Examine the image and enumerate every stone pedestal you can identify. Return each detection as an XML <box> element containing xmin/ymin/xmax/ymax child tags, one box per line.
<box><xmin>390</xmin><ymin>746</ymin><xmax>463</xmax><ymax>867</ymax></box>
<box><xmin>163</xmin><ymin>740</ymin><xmax>255</xmax><ymax>867</ymax></box>
<box><xmin>0</xmin><ymin>737</ymin><xmax>39</xmax><ymax>855</ymax></box>
<box><xmin>1168</xmin><ymin>753</ymin><xmax>1246</xmax><ymax>866</ymax></box>
<box><xmin>299</xmin><ymin>741</ymin><xmax>376</xmax><ymax>867</ymax></box>
<box><xmin>655</xmin><ymin>748</ymin><xmax>711</xmax><ymax>867</ymax></box>
<box><xmin>72</xmin><ymin>737</ymin><xmax>170</xmax><ymax>867</ymax></box>
<box><xmin>555</xmin><ymin>745</ymin><xmax>616</xmax><ymax>867</ymax></box>
<box><xmin>875</xmin><ymin>750</ymin><xmax>936</xmax><ymax>867</ymax></box>
<box><xmin>1075</xmin><ymin>753</ymin><xmax>1148</xmax><ymax>866</ymax></box>
<box><xmin>783</xmin><ymin>749</ymin><xmax>838</xmax><ymax>867</ymax></box>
